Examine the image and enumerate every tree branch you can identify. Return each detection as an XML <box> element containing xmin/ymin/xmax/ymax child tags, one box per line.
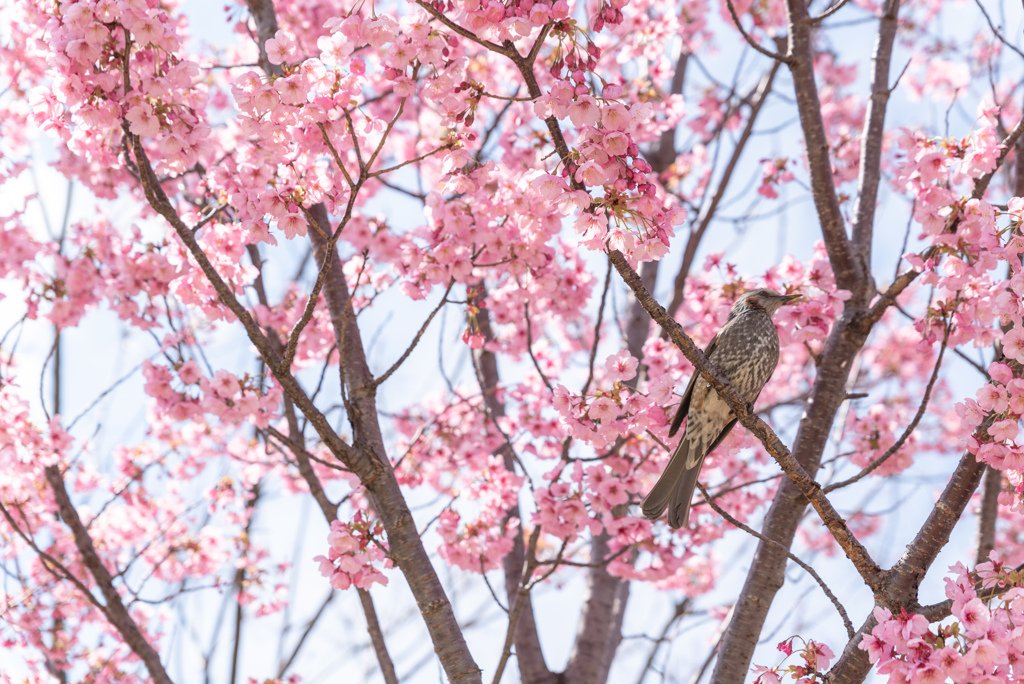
<box><xmin>373</xmin><ymin>279</ymin><xmax>454</xmax><ymax>388</ymax></box>
<box><xmin>415</xmin><ymin>1</ymin><xmax>510</xmax><ymax>55</ymax></box>
<box><xmin>473</xmin><ymin>299</ymin><xmax>554</xmax><ymax>684</ymax></box>
<box><xmin>783</xmin><ymin>0</ymin><xmax>861</xmax><ymax>293</ymax></box>
<box><xmin>358</xmin><ymin>588</ymin><xmax>399</xmax><ymax>684</ymax></box>
<box><xmin>975</xmin><ymin>465</ymin><xmax>1001</xmax><ymax>567</ymax></box>
<box><xmin>45</xmin><ymin>466</ymin><xmax>174</xmax><ymax>684</ymax></box>
<box><xmin>850</xmin><ymin>0</ymin><xmax>901</xmax><ymax>262</ymax></box>
<box><xmin>723</xmin><ymin>0</ymin><xmax>790</xmax><ymax>62</ymax></box>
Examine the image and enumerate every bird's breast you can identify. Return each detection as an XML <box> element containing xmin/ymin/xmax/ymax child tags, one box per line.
<box><xmin>706</xmin><ymin>312</ymin><xmax>780</xmax><ymax>400</ymax></box>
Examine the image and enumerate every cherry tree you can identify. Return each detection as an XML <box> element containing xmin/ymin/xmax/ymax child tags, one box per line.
<box><xmin>2</xmin><ymin>0</ymin><xmax>1024</xmax><ymax>682</ymax></box>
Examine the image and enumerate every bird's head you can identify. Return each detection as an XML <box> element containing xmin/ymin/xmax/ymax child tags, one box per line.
<box><xmin>733</xmin><ymin>288</ymin><xmax>801</xmax><ymax>317</ymax></box>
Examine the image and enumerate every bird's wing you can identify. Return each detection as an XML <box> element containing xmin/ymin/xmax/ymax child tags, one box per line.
<box><xmin>699</xmin><ymin>377</ymin><xmax>766</xmax><ymax>460</ymax></box>
<box><xmin>668</xmin><ymin>331</ymin><xmax>721</xmax><ymax>438</ymax></box>
<box><xmin>704</xmin><ymin>417</ymin><xmax>738</xmax><ymax>457</ymax></box>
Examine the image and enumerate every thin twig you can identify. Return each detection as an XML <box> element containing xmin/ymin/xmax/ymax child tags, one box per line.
<box><xmin>370</xmin><ymin>144</ymin><xmax>450</xmax><ymax>177</ymax></box>
<box><xmin>524</xmin><ymin>302</ymin><xmax>554</xmax><ymax>392</ymax></box>
<box><xmin>809</xmin><ymin>0</ymin><xmax>850</xmax><ymax>23</ymax></box>
<box><xmin>280</xmin><ymin>243</ymin><xmax>338</xmax><ymax>370</ymax></box>
<box><xmin>357</xmin><ymin>588</ymin><xmax>399</xmax><ymax>684</ymax></box>
<box><xmin>373</xmin><ymin>280</ymin><xmax>455</xmax><ymax>388</ymax></box>
<box><xmin>491</xmin><ymin>527</ymin><xmax>540</xmax><ymax>684</ymax></box>
<box><xmin>277</xmin><ymin>592</ymin><xmax>336</xmax><ymax>676</ymax></box>
<box><xmin>723</xmin><ymin>0</ymin><xmax>789</xmax><ymax>62</ymax></box>
<box><xmin>318</xmin><ymin>122</ymin><xmax>354</xmax><ymax>187</ymax></box>
<box><xmin>581</xmin><ymin>257</ymin><xmax>613</xmax><ymax>396</ymax></box>
<box><xmin>971</xmin><ymin>0</ymin><xmax>1024</xmax><ymax>60</ymax></box>
<box><xmin>480</xmin><ymin>91</ymin><xmax>533</xmax><ymax>102</ymax></box>
<box><xmin>416</xmin><ymin>1</ymin><xmax>510</xmax><ymax>55</ymax></box>
<box><xmin>695</xmin><ymin>482</ymin><xmax>855</xmax><ymax>638</ymax></box>
<box><xmin>824</xmin><ymin>319</ymin><xmax>951</xmax><ymax>493</ymax></box>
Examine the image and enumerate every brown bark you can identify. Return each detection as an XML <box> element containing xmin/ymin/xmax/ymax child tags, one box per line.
<box><xmin>823</xmin><ymin>615</ymin><xmax>876</xmax><ymax>684</ymax></box>
<box><xmin>883</xmin><ymin>443</ymin><xmax>991</xmax><ymax>607</ymax></box>
<box><xmin>706</xmin><ymin>299</ymin><xmax>875</xmax><ymax>682</ymax></box>
<box><xmin>305</xmin><ymin>209</ymin><xmax>482</xmax><ymax>682</ymax></box>
<box><xmin>562</xmin><ymin>50</ymin><xmax>695</xmax><ymax>684</ymax></box>
<box><xmin>250</xmin><ymin>245</ymin><xmax>397</xmax><ymax>681</ymax></box>
<box><xmin>975</xmin><ymin>465</ymin><xmax>1002</xmax><ymax>567</ymax></box>
<box><xmin>563</xmin><ymin>51</ymin><xmax>697</xmax><ymax>681</ymax></box>
<box><xmin>781</xmin><ymin>0</ymin><xmax>861</xmax><ymax>293</ymax></box>
<box><xmin>850</xmin><ymin>0</ymin><xmax>901</xmax><ymax>260</ymax></box>
<box><xmin>823</xmin><ymin>32</ymin><xmax>1024</xmax><ymax>684</ymax></box>
<box><xmin>46</xmin><ymin>466</ymin><xmax>175</xmax><ymax>684</ymax></box>
<box><xmin>126</xmin><ymin>68</ymin><xmax>480</xmax><ymax>684</ymax></box>
<box><xmin>825</xmin><ymin>432</ymin><xmax>993</xmax><ymax>684</ymax></box>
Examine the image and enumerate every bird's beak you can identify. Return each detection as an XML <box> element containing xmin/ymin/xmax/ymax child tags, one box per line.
<box><xmin>779</xmin><ymin>294</ymin><xmax>801</xmax><ymax>304</ymax></box>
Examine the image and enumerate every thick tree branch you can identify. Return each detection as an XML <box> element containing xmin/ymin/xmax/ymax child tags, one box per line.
<box><xmin>251</xmin><ymin>250</ymin><xmax>391</xmax><ymax>681</ymax></box>
<box><xmin>824</xmin><ymin>420</ymin><xmax>995</xmax><ymax>683</ymax></box>
<box><xmin>825</xmin><ymin>109</ymin><xmax>1024</xmax><ymax>684</ymax></box>
<box><xmin>308</xmin><ymin>171</ymin><xmax>482</xmax><ymax>684</ymax></box>
<box><xmin>126</xmin><ymin>6</ymin><xmax>481</xmax><ymax>679</ymax></box>
<box><xmin>823</xmin><ymin>615</ymin><xmax>875</xmax><ymax>684</ymax></box>
<box><xmin>881</xmin><ymin>426</ymin><xmax>995</xmax><ymax>608</ymax></box>
<box><xmin>563</xmin><ymin>528</ymin><xmax>632</xmax><ymax>684</ymax></box>
<box><xmin>975</xmin><ymin>465</ymin><xmax>1001</xmax><ymax>567</ymax></box>
<box><xmin>238</xmin><ymin>3</ymin><xmax>481</xmax><ymax>678</ymax></box>
<box><xmin>45</xmin><ymin>466</ymin><xmax>175</xmax><ymax>684</ymax></box>
<box><xmin>783</xmin><ymin>0</ymin><xmax>861</xmax><ymax>293</ymax></box>
<box><xmin>850</xmin><ymin>0</ymin><xmax>901</xmax><ymax>262</ymax></box>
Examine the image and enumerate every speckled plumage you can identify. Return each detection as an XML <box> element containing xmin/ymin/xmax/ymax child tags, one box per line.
<box><xmin>642</xmin><ymin>289</ymin><xmax>799</xmax><ymax>529</ymax></box>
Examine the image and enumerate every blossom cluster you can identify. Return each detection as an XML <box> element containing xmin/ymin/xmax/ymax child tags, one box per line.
<box><xmin>314</xmin><ymin>514</ymin><xmax>392</xmax><ymax>590</ymax></box>
<box><xmin>752</xmin><ymin>637</ymin><xmax>835</xmax><ymax>684</ymax></box>
<box><xmin>860</xmin><ymin>558</ymin><xmax>1024</xmax><ymax>683</ymax></box>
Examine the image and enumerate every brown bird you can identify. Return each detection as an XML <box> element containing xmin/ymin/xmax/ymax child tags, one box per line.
<box><xmin>642</xmin><ymin>289</ymin><xmax>799</xmax><ymax>529</ymax></box>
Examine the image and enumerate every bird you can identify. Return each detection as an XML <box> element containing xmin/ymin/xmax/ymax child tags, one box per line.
<box><xmin>642</xmin><ymin>288</ymin><xmax>800</xmax><ymax>529</ymax></box>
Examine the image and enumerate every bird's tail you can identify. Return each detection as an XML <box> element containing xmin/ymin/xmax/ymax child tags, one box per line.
<box><xmin>641</xmin><ymin>437</ymin><xmax>707</xmax><ymax>529</ymax></box>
